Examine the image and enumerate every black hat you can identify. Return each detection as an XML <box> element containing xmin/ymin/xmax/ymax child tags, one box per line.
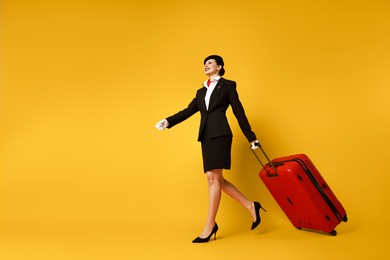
<box><xmin>204</xmin><ymin>55</ymin><xmax>225</xmax><ymax>76</ymax></box>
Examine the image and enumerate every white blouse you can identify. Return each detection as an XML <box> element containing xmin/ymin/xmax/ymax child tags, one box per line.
<box><xmin>203</xmin><ymin>75</ymin><xmax>221</xmax><ymax>110</ymax></box>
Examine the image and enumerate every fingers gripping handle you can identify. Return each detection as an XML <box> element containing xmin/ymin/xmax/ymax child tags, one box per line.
<box><xmin>251</xmin><ymin>143</ymin><xmax>278</xmax><ymax>177</ymax></box>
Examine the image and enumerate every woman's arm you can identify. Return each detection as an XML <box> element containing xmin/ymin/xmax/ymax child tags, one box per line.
<box><xmin>228</xmin><ymin>82</ymin><xmax>257</xmax><ymax>142</ymax></box>
<box><xmin>166</xmin><ymin>97</ymin><xmax>199</xmax><ymax>129</ymax></box>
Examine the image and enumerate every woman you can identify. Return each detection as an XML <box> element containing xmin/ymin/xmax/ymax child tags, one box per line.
<box><xmin>155</xmin><ymin>55</ymin><xmax>266</xmax><ymax>243</ymax></box>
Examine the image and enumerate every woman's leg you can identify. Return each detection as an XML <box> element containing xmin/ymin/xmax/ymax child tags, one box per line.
<box><xmin>198</xmin><ymin>169</ymin><xmax>223</xmax><ymax>238</ymax></box>
<box><xmin>220</xmin><ymin>176</ymin><xmax>257</xmax><ymax>222</ymax></box>
<box><xmin>198</xmin><ymin>170</ymin><xmax>261</xmax><ymax>238</ymax></box>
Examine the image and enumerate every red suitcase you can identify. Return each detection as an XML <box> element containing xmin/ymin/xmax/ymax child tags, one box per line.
<box><xmin>253</xmin><ymin>145</ymin><xmax>347</xmax><ymax>236</ymax></box>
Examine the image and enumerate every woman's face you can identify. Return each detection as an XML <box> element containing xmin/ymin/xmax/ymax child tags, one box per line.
<box><xmin>204</xmin><ymin>59</ymin><xmax>222</xmax><ymax>77</ymax></box>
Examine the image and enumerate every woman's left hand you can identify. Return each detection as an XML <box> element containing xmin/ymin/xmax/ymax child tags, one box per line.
<box><xmin>250</xmin><ymin>140</ymin><xmax>260</xmax><ymax>150</ymax></box>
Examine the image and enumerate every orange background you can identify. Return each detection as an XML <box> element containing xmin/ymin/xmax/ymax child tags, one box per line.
<box><xmin>2</xmin><ymin>0</ymin><xmax>390</xmax><ymax>259</ymax></box>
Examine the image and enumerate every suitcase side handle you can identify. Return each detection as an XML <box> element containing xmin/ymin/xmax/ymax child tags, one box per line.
<box><xmin>251</xmin><ymin>143</ymin><xmax>278</xmax><ymax>176</ymax></box>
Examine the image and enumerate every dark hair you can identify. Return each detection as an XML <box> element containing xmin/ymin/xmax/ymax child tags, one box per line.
<box><xmin>203</xmin><ymin>55</ymin><xmax>225</xmax><ymax>76</ymax></box>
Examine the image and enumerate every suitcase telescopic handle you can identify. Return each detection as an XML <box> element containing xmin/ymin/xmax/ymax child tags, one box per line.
<box><xmin>251</xmin><ymin>143</ymin><xmax>278</xmax><ymax>176</ymax></box>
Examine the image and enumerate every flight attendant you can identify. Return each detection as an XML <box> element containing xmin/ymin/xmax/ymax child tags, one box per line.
<box><xmin>155</xmin><ymin>55</ymin><xmax>266</xmax><ymax>243</ymax></box>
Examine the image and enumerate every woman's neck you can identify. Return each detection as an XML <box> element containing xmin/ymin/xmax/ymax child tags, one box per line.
<box><xmin>209</xmin><ymin>74</ymin><xmax>219</xmax><ymax>82</ymax></box>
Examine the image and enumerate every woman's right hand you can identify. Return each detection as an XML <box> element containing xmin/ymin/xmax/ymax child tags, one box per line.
<box><xmin>155</xmin><ymin>119</ymin><xmax>169</xmax><ymax>131</ymax></box>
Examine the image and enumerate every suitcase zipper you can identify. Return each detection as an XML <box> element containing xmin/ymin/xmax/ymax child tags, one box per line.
<box><xmin>290</xmin><ymin>158</ymin><xmax>343</xmax><ymax>222</ymax></box>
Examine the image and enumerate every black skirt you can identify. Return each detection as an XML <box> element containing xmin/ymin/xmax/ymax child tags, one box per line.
<box><xmin>201</xmin><ymin>136</ymin><xmax>232</xmax><ymax>173</ymax></box>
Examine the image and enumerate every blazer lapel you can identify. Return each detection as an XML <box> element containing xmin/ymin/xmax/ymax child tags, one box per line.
<box><xmin>199</xmin><ymin>85</ymin><xmax>208</xmax><ymax>111</ymax></box>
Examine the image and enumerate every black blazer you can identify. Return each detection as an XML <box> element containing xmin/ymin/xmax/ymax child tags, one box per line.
<box><xmin>166</xmin><ymin>78</ymin><xmax>257</xmax><ymax>142</ymax></box>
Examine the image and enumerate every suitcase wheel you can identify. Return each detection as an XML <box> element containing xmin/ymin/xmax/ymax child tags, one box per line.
<box><xmin>343</xmin><ymin>214</ymin><xmax>348</xmax><ymax>222</ymax></box>
<box><xmin>329</xmin><ymin>230</ymin><xmax>337</xmax><ymax>236</ymax></box>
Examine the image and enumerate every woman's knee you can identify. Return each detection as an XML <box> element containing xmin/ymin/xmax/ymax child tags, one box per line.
<box><xmin>207</xmin><ymin>169</ymin><xmax>223</xmax><ymax>185</ymax></box>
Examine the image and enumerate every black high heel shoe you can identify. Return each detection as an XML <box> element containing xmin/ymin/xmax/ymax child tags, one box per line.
<box><xmin>192</xmin><ymin>223</ymin><xmax>219</xmax><ymax>243</ymax></box>
<box><xmin>251</xmin><ymin>201</ymin><xmax>267</xmax><ymax>230</ymax></box>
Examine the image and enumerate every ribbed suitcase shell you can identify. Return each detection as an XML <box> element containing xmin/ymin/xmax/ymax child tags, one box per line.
<box><xmin>259</xmin><ymin>154</ymin><xmax>347</xmax><ymax>235</ymax></box>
